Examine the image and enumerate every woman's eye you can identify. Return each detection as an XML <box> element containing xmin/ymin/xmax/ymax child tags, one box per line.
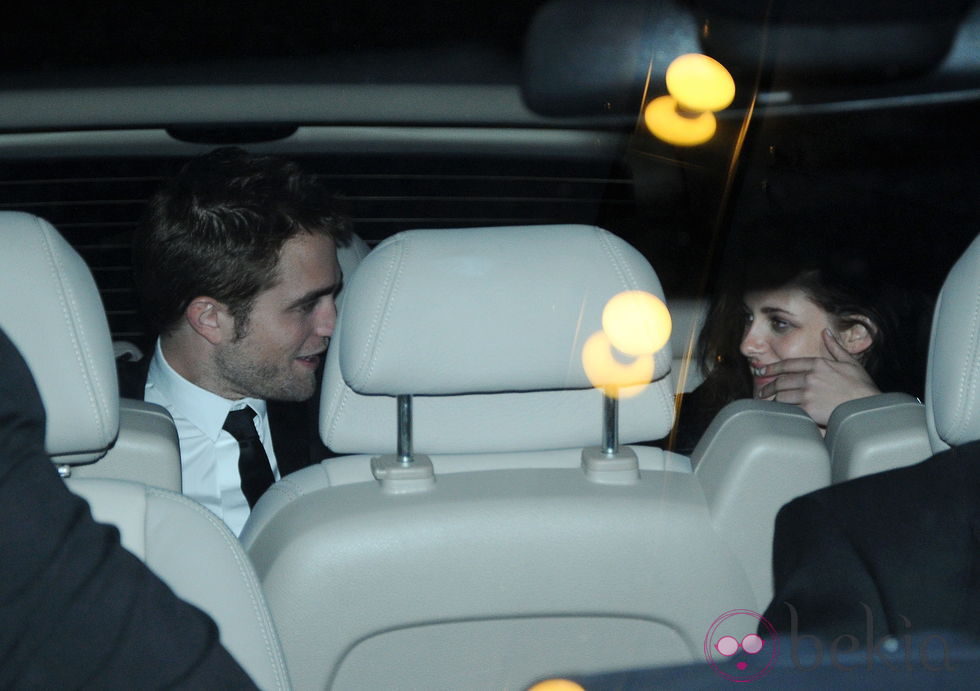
<box><xmin>769</xmin><ymin>318</ymin><xmax>789</xmax><ymax>332</ymax></box>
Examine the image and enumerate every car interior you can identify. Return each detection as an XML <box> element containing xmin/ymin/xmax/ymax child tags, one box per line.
<box><xmin>2</xmin><ymin>0</ymin><xmax>979</xmax><ymax>688</ymax></box>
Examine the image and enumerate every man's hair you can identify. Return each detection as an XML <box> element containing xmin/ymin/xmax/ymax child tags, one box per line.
<box><xmin>133</xmin><ymin>147</ymin><xmax>352</xmax><ymax>338</ymax></box>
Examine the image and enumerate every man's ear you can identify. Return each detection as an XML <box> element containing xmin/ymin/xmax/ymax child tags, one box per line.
<box><xmin>839</xmin><ymin>317</ymin><xmax>875</xmax><ymax>356</ymax></box>
<box><xmin>185</xmin><ymin>298</ymin><xmax>234</xmax><ymax>345</ymax></box>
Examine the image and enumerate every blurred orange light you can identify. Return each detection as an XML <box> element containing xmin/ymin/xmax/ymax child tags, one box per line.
<box><xmin>582</xmin><ymin>331</ymin><xmax>654</xmax><ymax>396</ymax></box>
<box><xmin>602</xmin><ymin>290</ymin><xmax>672</xmax><ymax>357</ymax></box>
<box><xmin>665</xmin><ymin>53</ymin><xmax>735</xmax><ymax>113</ymax></box>
<box><xmin>644</xmin><ymin>95</ymin><xmax>716</xmax><ymax>147</ymax></box>
<box><xmin>527</xmin><ymin>680</ymin><xmax>586</xmax><ymax>691</ymax></box>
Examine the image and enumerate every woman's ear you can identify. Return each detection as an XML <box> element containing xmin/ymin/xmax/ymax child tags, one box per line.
<box><xmin>839</xmin><ymin>317</ymin><xmax>875</xmax><ymax>356</ymax></box>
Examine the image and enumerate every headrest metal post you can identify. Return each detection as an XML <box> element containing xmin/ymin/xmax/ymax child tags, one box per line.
<box><xmin>397</xmin><ymin>394</ymin><xmax>413</xmax><ymax>465</ymax></box>
<box><xmin>581</xmin><ymin>385</ymin><xmax>639</xmax><ymax>485</ymax></box>
<box><xmin>371</xmin><ymin>393</ymin><xmax>435</xmax><ymax>493</ymax></box>
<box><xmin>602</xmin><ymin>387</ymin><xmax>619</xmax><ymax>456</ymax></box>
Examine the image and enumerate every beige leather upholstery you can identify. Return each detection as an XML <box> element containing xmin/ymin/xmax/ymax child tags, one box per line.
<box><xmin>0</xmin><ymin>211</ymin><xmax>119</xmax><ymax>464</ymax></box>
<box><xmin>246</xmin><ymin>468</ymin><xmax>753</xmax><ymax>690</ymax></box>
<box><xmin>337</xmin><ymin>230</ymin><xmax>371</xmax><ymax>292</ymax></box>
<box><xmin>825</xmin><ymin>393</ymin><xmax>932</xmax><ymax>482</ymax></box>
<box><xmin>691</xmin><ymin>399</ymin><xmax>831</xmax><ymax>607</ymax></box>
<box><xmin>69</xmin><ymin>479</ymin><xmax>290</xmax><ymax>691</ymax></box>
<box><xmin>0</xmin><ymin>211</ymin><xmax>289</xmax><ymax>690</ymax></box>
<box><xmin>241</xmin><ymin>224</ymin><xmax>825</xmax><ymax>689</ymax></box>
<box><xmin>69</xmin><ymin>399</ymin><xmax>183</xmax><ymax>491</ymax></box>
<box><xmin>926</xmin><ymin>232</ymin><xmax>980</xmax><ymax>452</ymax></box>
<box><xmin>825</xmin><ymin>232</ymin><xmax>980</xmax><ymax>479</ymax></box>
<box><xmin>319</xmin><ymin>224</ymin><xmax>675</xmax><ymax>455</ymax></box>
<box><xmin>0</xmin><ymin>211</ymin><xmax>179</xmax><ymax>488</ymax></box>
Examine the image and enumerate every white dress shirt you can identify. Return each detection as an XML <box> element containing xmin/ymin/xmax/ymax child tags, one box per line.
<box><xmin>144</xmin><ymin>340</ymin><xmax>280</xmax><ymax>536</ymax></box>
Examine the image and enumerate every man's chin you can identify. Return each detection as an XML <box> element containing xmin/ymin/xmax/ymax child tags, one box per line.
<box><xmin>291</xmin><ymin>371</ymin><xmax>319</xmax><ymax>401</ymax></box>
<box><xmin>258</xmin><ymin>372</ymin><xmax>318</xmax><ymax>403</ymax></box>
<box><xmin>278</xmin><ymin>380</ymin><xmax>317</xmax><ymax>403</ymax></box>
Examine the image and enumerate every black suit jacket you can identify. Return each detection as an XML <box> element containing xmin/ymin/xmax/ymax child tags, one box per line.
<box><xmin>117</xmin><ymin>355</ymin><xmax>332</xmax><ymax>478</ymax></box>
<box><xmin>763</xmin><ymin>439</ymin><xmax>980</xmax><ymax>643</ymax></box>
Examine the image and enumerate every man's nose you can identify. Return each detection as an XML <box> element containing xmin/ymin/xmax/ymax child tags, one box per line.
<box><xmin>315</xmin><ymin>299</ymin><xmax>337</xmax><ymax>338</ymax></box>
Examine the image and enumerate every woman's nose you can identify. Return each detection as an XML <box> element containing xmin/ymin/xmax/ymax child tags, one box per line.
<box><xmin>740</xmin><ymin>324</ymin><xmax>765</xmax><ymax>357</ymax></box>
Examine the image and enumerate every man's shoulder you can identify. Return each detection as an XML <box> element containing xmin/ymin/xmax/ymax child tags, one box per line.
<box><xmin>780</xmin><ymin>439</ymin><xmax>980</xmax><ymax>525</ymax></box>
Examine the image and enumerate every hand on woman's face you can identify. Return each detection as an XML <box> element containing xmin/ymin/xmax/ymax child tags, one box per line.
<box><xmin>739</xmin><ymin>286</ymin><xmax>879</xmax><ymax>426</ymax></box>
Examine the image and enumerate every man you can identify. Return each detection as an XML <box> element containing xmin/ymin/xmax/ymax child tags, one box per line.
<box><xmin>0</xmin><ymin>327</ymin><xmax>257</xmax><ymax>687</ymax></box>
<box><xmin>761</xmin><ymin>442</ymin><xmax>980</xmax><ymax>643</ymax></box>
<box><xmin>122</xmin><ymin>147</ymin><xmax>351</xmax><ymax>535</ymax></box>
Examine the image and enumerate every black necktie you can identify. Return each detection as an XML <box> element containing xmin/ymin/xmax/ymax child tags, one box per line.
<box><xmin>223</xmin><ymin>406</ymin><xmax>274</xmax><ymax>508</ymax></box>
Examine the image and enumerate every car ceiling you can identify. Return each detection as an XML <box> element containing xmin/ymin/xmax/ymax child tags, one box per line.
<box><xmin>1</xmin><ymin>0</ymin><xmax>978</xmax><ymax>313</ymax></box>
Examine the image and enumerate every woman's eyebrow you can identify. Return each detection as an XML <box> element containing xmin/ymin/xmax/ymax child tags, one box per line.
<box><xmin>759</xmin><ymin>306</ymin><xmax>795</xmax><ymax>317</ymax></box>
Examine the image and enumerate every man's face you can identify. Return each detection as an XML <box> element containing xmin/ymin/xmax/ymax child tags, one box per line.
<box><xmin>214</xmin><ymin>233</ymin><xmax>341</xmax><ymax>401</ymax></box>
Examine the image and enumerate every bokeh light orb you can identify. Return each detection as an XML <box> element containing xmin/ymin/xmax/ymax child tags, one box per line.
<box><xmin>527</xmin><ymin>680</ymin><xmax>586</xmax><ymax>691</ymax></box>
<box><xmin>665</xmin><ymin>53</ymin><xmax>735</xmax><ymax>113</ymax></box>
<box><xmin>582</xmin><ymin>331</ymin><xmax>655</xmax><ymax>394</ymax></box>
<box><xmin>644</xmin><ymin>95</ymin><xmax>716</xmax><ymax>147</ymax></box>
<box><xmin>602</xmin><ymin>290</ymin><xmax>672</xmax><ymax>357</ymax></box>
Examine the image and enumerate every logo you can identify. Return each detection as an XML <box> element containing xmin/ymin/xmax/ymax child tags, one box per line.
<box><xmin>704</xmin><ymin>609</ymin><xmax>779</xmax><ymax>682</ymax></box>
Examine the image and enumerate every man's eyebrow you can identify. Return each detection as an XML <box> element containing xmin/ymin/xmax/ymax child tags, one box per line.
<box><xmin>285</xmin><ymin>278</ymin><xmax>343</xmax><ymax>310</ymax></box>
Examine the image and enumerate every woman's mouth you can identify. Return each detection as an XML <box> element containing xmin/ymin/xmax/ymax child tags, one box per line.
<box><xmin>749</xmin><ymin>364</ymin><xmax>776</xmax><ymax>393</ymax></box>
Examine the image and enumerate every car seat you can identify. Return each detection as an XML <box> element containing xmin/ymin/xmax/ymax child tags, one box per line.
<box><xmin>924</xmin><ymin>231</ymin><xmax>980</xmax><ymax>452</ymax></box>
<box><xmin>824</xmin><ymin>392</ymin><xmax>932</xmax><ymax>482</ymax></box>
<box><xmin>0</xmin><ymin>211</ymin><xmax>181</xmax><ymax>485</ymax></box>
<box><xmin>0</xmin><ymin>211</ymin><xmax>289</xmax><ymax>690</ymax></box>
<box><xmin>822</xmin><ymin>234</ymin><xmax>980</xmax><ymax>481</ymax></box>
<box><xmin>240</xmin><ymin>224</ymin><xmax>829</xmax><ymax>689</ymax></box>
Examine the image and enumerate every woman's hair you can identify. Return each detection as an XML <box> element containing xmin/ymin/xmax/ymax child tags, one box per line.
<box><xmin>692</xmin><ymin>213</ymin><xmax>908</xmax><ymax>415</ymax></box>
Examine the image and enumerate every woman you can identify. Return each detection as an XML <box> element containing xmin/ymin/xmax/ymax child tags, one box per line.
<box><xmin>670</xmin><ymin>222</ymin><xmax>917</xmax><ymax>456</ymax></box>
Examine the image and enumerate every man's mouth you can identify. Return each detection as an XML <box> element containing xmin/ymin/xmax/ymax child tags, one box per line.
<box><xmin>296</xmin><ymin>353</ymin><xmax>323</xmax><ymax>368</ymax></box>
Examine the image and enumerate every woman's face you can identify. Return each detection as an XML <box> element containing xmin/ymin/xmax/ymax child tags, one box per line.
<box><xmin>739</xmin><ymin>285</ymin><xmax>837</xmax><ymax>398</ymax></box>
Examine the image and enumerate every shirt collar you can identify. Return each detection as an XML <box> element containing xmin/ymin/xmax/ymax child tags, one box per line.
<box><xmin>147</xmin><ymin>339</ymin><xmax>268</xmax><ymax>442</ymax></box>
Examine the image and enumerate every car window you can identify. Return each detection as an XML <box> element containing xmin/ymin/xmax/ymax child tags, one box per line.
<box><xmin>3</xmin><ymin>2</ymin><xmax>977</xmax><ymax>359</ymax></box>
